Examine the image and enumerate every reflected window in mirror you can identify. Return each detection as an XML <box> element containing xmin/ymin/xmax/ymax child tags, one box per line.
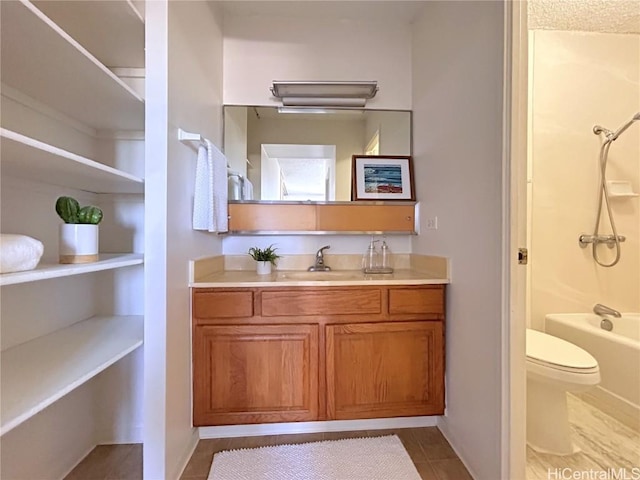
<box><xmin>223</xmin><ymin>106</ymin><xmax>411</xmax><ymax>202</ymax></box>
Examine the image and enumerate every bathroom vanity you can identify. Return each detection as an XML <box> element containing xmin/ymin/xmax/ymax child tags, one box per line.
<box><xmin>191</xmin><ymin>271</ymin><xmax>447</xmax><ymax>426</ymax></box>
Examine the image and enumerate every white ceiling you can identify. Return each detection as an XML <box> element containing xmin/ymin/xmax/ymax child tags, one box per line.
<box><xmin>529</xmin><ymin>0</ymin><xmax>640</xmax><ymax>34</ymax></box>
<box><xmin>218</xmin><ymin>0</ymin><xmax>640</xmax><ymax>33</ymax></box>
<box><xmin>217</xmin><ymin>1</ymin><xmax>428</xmax><ymax>24</ymax></box>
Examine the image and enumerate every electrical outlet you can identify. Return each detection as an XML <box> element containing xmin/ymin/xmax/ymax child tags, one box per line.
<box><xmin>425</xmin><ymin>217</ymin><xmax>438</xmax><ymax>230</ymax></box>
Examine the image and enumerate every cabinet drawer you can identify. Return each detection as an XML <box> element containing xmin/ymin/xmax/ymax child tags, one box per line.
<box><xmin>193</xmin><ymin>291</ymin><xmax>254</xmax><ymax>318</ymax></box>
<box><xmin>262</xmin><ymin>289</ymin><xmax>382</xmax><ymax>317</ymax></box>
<box><xmin>388</xmin><ymin>287</ymin><xmax>444</xmax><ymax>315</ymax></box>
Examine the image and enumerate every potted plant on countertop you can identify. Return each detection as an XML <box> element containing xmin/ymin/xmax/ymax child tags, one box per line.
<box><xmin>55</xmin><ymin>196</ymin><xmax>103</xmax><ymax>264</ymax></box>
<box><xmin>248</xmin><ymin>244</ymin><xmax>281</xmax><ymax>275</ymax></box>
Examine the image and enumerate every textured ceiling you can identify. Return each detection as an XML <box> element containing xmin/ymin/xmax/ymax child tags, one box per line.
<box><xmin>529</xmin><ymin>0</ymin><xmax>640</xmax><ymax>34</ymax></box>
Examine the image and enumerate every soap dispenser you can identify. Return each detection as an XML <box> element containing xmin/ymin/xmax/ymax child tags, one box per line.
<box><xmin>362</xmin><ymin>237</ymin><xmax>380</xmax><ymax>273</ymax></box>
<box><xmin>380</xmin><ymin>237</ymin><xmax>394</xmax><ymax>273</ymax></box>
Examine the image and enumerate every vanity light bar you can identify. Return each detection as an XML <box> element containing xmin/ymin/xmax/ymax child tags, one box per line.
<box><xmin>277</xmin><ymin>107</ymin><xmax>366</xmax><ymax>116</ymax></box>
<box><xmin>271</xmin><ymin>81</ymin><xmax>378</xmax><ymax>107</ymax></box>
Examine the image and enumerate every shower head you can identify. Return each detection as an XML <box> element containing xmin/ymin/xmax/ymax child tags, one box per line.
<box><xmin>611</xmin><ymin>112</ymin><xmax>640</xmax><ymax>141</ymax></box>
<box><xmin>594</xmin><ymin>112</ymin><xmax>640</xmax><ymax>142</ymax></box>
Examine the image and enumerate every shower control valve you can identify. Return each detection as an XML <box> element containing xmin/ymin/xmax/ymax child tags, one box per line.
<box><xmin>579</xmin><ymin>234</ymin><xmax>626</xmax><ymax>249</ymax></box>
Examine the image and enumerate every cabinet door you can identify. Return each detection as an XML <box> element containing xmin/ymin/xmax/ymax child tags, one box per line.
<box><xmin>326</xmin><ymin>321</ymin><xmax>444</xmax><ymax>420</ymax></box>
<box><xmin>228</xmin><ymin>203</ymin><xmax>316</xmax><ymax>231</ymax></box>
<box><xmin>193</xmin><ymin>324</ymin><xmax>318</xmax><ymax>425</ymax></box>
<box><xmin>316</xmin><ymin>204</ymin><xmax>415</xmax><ymax>232</ymax></box>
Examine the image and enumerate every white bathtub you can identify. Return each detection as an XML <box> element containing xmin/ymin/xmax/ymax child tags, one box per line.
<box><xmin>545</xmin><ymin>312</ymin><xmax>640</xmax><ymax>430</ymax></box>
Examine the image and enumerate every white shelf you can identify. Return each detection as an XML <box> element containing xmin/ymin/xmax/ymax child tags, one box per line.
<box><xmin>607</xmin><ymin>181</ymin><xmax>638</xmax><ymax>198</ymax></box>
<box><xmin>1</xmin><ymin>129</ymin><xmax>144</xmax><ymax>194</ymax></box>
<box><xmin>0</xmin><ymin>0</ymin><xmax>144</xmax><ymax>131</ymax></box>
<box><xmin>0</xmin><ymin>315</ymin><xmax>143</xmax><ymax>436</ymax></box>
<box><xmin>0</xmin><ymin>253</ymin><xmax>143</xmax><ymax>286</ymax></box>
<box><xmin>32</xmin><ymin>0</ymin><xmax>144</xmax><ymax>69</ymax></box>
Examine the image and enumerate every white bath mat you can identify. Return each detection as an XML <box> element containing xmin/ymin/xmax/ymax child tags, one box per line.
<box><xmin>207</xmin><ymin>434</ymin><xmax>421</xmax><ymax>480</ymax></box>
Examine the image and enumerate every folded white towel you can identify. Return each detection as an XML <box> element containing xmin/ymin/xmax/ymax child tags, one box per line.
<box><xmin>0</xmin><ymin>234</ymin><xmax>44</xmax><ymax>273</ymax></box>
<box><xmin>193</xmin><ymin>140</ymin><xmax>228</xmax><ymax>232</ymax></box>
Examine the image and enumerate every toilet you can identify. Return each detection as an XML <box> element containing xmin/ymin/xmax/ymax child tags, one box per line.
<box><xmin>526</xmin><ymin>328</ymin><xmax>600</xmax><ymax>455</ymax></box>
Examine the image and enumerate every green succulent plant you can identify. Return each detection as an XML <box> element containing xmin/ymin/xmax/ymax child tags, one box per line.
<box><xmin>55</xmin><ymin>196</ymin><xmax>103</xmax><ymax>225</ymax></box>
<box><xmin>248</xmin><ymin>244</ymin><xmax>281</xmax><ymax>266</ymax></box>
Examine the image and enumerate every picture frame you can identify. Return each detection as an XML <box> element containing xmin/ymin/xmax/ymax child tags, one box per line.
<box><xmin>351</xmin><ymin>155</ymin><xmax>415</xmax><ymax>201</ymax></box>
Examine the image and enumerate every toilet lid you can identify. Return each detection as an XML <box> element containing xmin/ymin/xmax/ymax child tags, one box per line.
<box><xmin>526</xmin><ymin>329</ymin><xmax>599</xmax><ymax>373</ymax></box>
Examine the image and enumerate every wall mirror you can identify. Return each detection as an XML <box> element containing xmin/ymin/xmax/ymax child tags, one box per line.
<box><xmin>223</xmin><ymin>106</ymin><xmax>412</xmax><ymax>202</ymax></box>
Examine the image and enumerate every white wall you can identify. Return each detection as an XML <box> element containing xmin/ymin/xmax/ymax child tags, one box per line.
<box><xmin>411</xmin><ymin>2</ymin><xmax>505</xmax><ymax>479</ymax></box>
<box><xmin>528</xmin><ymin>30</ymin><xmax>640</xmax><ymax>330</ymax></box>
<box><xmin>365</xmin><ymin>110</ymin><xmax>412</xmax><ymax>156</ymax></box>
<box><xmin>223</xmin><ymin>14</ymin><xmax>412</xmax><ymax>110</ymax></box>
<box><xmin>144</xmin><ymin>1</ymin><xmax>224</xmax><ymax>478</ymax></box>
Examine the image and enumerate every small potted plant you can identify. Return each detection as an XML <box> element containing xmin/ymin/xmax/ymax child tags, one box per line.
<box><xmin>55</xmin><ymin>196</ymin><xmax>103</xmax><ymax>264</ymax></box>
<box><xmin>248</xmin><ymin>244</ymin><xmax>281</xmax><ymax>275</ymax></box>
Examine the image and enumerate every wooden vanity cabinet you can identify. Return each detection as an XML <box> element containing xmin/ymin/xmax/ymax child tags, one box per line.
<box><xmin>192</xmin><ymin>285</ymin><xmax>445</xmax><ymax>426</ymax></box>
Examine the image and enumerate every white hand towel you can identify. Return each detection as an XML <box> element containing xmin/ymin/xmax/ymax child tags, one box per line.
<box><xmin>0</xmin><ymin>234</ymin><xmax>44</xmax><ymax>273</ymax></box>
<box><xmin>193</xmin><ymin>142</ymin><xmax>212</xmax><ymax>231</ymax></box>
<box><xmin>192</xmin><ymin>140</ymin><xmax>228</xmax><ymax>232</ymax></box>
<box><xmin>207</xmin><ymin>140</ymin><xmax>229</xmax><ymax>232</ymax></box>
<box><xmin>243</xmin><ymin>177</ymin><xmax>254</xmax><ymax>200</ymax></box>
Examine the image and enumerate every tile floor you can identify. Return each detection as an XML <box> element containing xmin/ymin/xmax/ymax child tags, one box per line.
<box><xmin>180</xmin><ymin>427</ymin><xmax>471</xmax><ymax>480</ymax></box>
<box><xmin>64</xmin><ymin>444</ymin><xmax>142</xmax><ymax>480</ymax></box>
<box><xmin>64</xmin><ymin>427</ymin><xmax>470</xmax><ymax>480</ymax></box>
<box><xmin>526</xmin><ymin>394</ymin><xmax>640</xmax><ymax>479</ymax></box>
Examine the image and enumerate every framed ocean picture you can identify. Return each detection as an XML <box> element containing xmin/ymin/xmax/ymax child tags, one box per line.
<box><xmin>351</xmin><ymin>155</ymin><xmax>415</xmax><ymax>201</ymax></box>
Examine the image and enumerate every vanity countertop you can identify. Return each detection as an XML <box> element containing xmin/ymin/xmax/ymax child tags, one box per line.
<box><xmin>190</xmin><ymin>268</ymin><xmax>449</xmax><ymax>288</ymax></box>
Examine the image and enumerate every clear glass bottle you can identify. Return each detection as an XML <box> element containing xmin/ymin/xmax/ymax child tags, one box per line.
<box><xmin>380</xmin><ymin>237</ymin><xmax>393</xmax><ymax>272</ymax></box>
<box><xmin>362</xmin><ymin>237</ymin><xmax>380</xmax><ymax>272</ymax></box>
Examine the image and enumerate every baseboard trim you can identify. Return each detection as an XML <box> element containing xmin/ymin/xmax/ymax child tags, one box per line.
<box><xmin>173</xmin><ymin>428</ymin><xmax>200</xmax><ymax>480</ymax></box>
<box><xmin>198</xmin><ymin>416</ymin><xmax>440</xmax><ymax>439</ymax></box>
<box><xmin>437</xmin><ymin>419</ymin><xmax>478</xmax><ymax>480</ymax></box>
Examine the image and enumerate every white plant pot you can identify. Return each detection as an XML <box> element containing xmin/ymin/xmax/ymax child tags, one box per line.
<box><xmin>59</xmin><ymin>224</ymin><xmax>99</xmax><ymax>264</ymax></box>
<box><xmin>256</xmin><ymin>261</ymin><xmax>272</xmax><ymax>275</ymax></box>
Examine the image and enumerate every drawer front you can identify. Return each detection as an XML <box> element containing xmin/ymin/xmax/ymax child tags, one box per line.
<box><xmin>193</xmin><ymin>291</ymin><xmax>254</xmax><ymax>318</ymax></box>
<box><xmin>388</xmin><ymin>287</ymin><xmax>444</xmax><ymax>315</ymax></box>
<box><xmin>262</xmin><ymin>289</ymin><xmax>382</xmax><ymax>317</ymax></box>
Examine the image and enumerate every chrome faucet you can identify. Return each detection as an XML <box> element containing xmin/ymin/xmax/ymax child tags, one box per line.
<box><xmin>593</xmin><ymin>303</ymin><xmax>621</xmax><ymax>318</ymax></box>
<box><xmin>308</xmin><ymin>245</ymin><xmax>331</xmax><ymax>271</ymax></box>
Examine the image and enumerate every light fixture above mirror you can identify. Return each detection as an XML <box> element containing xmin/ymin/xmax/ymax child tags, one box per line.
<box><xmin>270</xmin><ymin>81</ymin><xmax>378</xmax><ymax>107</ymax></box>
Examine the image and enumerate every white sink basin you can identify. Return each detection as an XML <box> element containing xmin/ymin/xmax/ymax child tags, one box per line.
<box><xmin>276</xmin><ymin>271</ymin><xmax>364</xmax><ymax>282</ymax></box>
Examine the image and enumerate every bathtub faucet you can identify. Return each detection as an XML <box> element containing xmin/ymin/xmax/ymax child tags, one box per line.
<box><xmin>593</xmin><ymin>303</ymin><xmax>621</xmax><ymax>318</ymax></box>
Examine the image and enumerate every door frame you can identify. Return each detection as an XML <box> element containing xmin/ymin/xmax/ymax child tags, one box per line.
<box><xmin>502</xmin><ymin>1</ymin><xmax>528</xmax><ymax>479</ymax></box>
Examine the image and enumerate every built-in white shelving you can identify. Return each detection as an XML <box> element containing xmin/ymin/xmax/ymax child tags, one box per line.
<box><xmin>32</xmin><ymin>0</ymin><xmax>145</xmax><ymax>69</ymax></box>
<box><xmin>0</xmin><ymin>0</ymin><xmax>144</xmax><ymax>131</ymax></box>
<box><xmin>0</xmin><ymin>315</ymin><xmax>144</xmax><ymax>436</ymax></box>
<box><xmin>0</xmin><ymin>254</ymin><xmax>143</xmax><ymax>287</ymax></box>
<box><xmin>1</xmin><ymin>129</ymin><xmax>144</xmax><ymax>194</ymax></box>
